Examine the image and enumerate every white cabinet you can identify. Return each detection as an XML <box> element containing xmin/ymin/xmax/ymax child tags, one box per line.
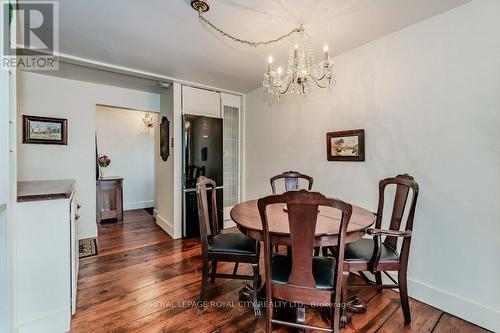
<box><xmin>15</xmin><ymin>180</ymin><xmax>79</xmax><ymax>333</ymax></box>
<box><xmin>182</xmin><ymin>85</ymin><xmax>221</xmax><ymax>118</ymax></box>
<box><xmin>70</xmin><ymin>197</ymin><xmax>79</xmax><ymax>315</ymax></box>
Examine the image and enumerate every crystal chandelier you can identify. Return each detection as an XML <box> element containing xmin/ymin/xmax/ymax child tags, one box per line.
<box><xmin>190</xmin><ymin>0</ymin><xmax>335</xmax><ymax>98</ymax></box>
<box><xmin>263</xmin><ymin>28</ymin><xmax>334</xmax><ymax>97</ymax></box>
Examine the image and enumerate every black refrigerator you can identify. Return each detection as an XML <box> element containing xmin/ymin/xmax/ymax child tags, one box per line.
<box><xmin>182</xmin><ymin>115</ymin><xmax>223</xmax><ymax>238</ymax></box>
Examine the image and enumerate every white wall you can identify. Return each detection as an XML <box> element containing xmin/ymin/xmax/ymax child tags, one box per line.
<box><xmin>96</xmin><ymin>105</ymin><xmax>156</xmax><ymax>210</ymax></box>
<box><xmin>154</xmin><ymin>83</ymin><xmax>182</xmax><ymax>239</ymax></box>
<box><xmin>244</xmin><ymin>0</ymin><xmax>500</xmax><ymax>331</ymax></box>
<box><xmin>17</xmin><ymin>72</ymin><xmax>160</xmax><ymax>239</ymax></box>
<box><xmin>155</xmin><ymin>87</ymin><xmax>174</xmax><ymax>236</ymax></box>
<box><xmin>0</xmin><ymin>63</ymin><xmax>14</xmax><ymax>333</ymax></box>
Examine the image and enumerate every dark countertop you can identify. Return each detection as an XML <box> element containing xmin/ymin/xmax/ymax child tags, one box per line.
<box><xmin>17</xmin><ymin>179</ymin><xmax>76</xmax><ymax>202</ymax></box>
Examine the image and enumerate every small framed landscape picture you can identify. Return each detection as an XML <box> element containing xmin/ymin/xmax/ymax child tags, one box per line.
<box><xmin>23</xmin><ymin>115</ymin><xmax>68</xmax><ymax>145</ymax></box>
<box><xmin>326</xmin><ymin>129</ymin><xmax>365</xmax><ymax>161</ymax></box>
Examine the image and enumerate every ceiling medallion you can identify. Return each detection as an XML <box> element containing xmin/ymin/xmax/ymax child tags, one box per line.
<box><xmin>190</xmin><ymin>0</ymin><xmax>335</xmax><ymax>98</ymax></box>
<box><xmin>191</xmin><ymin>0</ymin><xmax>209</xmax><ymax>13</ymax></box>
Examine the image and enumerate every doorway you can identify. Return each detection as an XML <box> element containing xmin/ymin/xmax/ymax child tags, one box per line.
<box><xmin>95</xmin><ymin>105</ymin><xmax>157</xmax><ymax>222</ymax></box>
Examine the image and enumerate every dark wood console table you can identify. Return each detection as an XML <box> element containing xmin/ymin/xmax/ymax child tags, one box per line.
<box><xmin>96</xmin><ymin>177</ymin><xmax>123</xmax><ymax>223</ymax></box>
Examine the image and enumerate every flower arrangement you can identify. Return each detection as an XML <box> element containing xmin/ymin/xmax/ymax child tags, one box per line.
<box><xmin>97</xmin><ymin>155</ymin><xmax>111</xmax><ymax>168</ymax></box>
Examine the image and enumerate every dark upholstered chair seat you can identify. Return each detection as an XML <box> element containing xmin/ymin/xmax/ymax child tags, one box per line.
<box><xmin>271</xmin><ymin>254</ymin><xmax>336</xmax><ymax>290</ymax></box>
<box><xmin>208</xmin><ymin>233</ymin><xmax>257</xmax><ymax>255</ymax></box>
<box><xmin>344</xmin><ymin>238</ymin><xmax>398</xmax><ymax>261</ymax></box>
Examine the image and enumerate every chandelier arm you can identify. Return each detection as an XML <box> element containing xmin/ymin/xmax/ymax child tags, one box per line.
<box><xmin>309</xmin><ymin>75</ymin><xmax>330</xmax><ymax>89</ymax></box>
<box><xmin>267</xmin><ymin>76</ymin><xmax>292</xmax><ymax>94</ymax></box>
<box><xmin>311</xmin><ymin>73</ymin><xmax>327</xmax><ymax>81</ymax></box>
<box><xmin>267</xmin><ymin>79</ymin><xmax>285</xmax><ymax>89</ymax></box>
<box><xmin>266</xmin><ymin>80</ymin><xmax>291</xmax><ymax>94</ymax></box>
<box><xmin>279</xmin><ymin>79</ymin><xmax>292</xmax><ymax>95</ymax></box>
<box><xmin>198</xmin><ymin>13</ymin><xmax>301</xmax><ymax>47</ymax></box>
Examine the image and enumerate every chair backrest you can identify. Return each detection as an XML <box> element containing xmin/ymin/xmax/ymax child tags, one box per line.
<box><xmin>196</xmin><ymin>176</ymin><xmax>220</xmax><ymax>252</ymax></box>
<box><xmin>375</xmin><ymin>174</ymin><xmax>419</xmax><ymax>254</ymax></box>
<box><xmin>258</xmin><ymin>190</ymin><xmax>352</xmax><ymax>304</ymax></box>
<box><xmin>196</xmin><ymin>166</ymin><xmax>206</xmax><ymax>178</ymax></box>
<box><xmin>270</xmin><ymin>171</ymin><xmax>313</xmax><ymax>194</ymax></box>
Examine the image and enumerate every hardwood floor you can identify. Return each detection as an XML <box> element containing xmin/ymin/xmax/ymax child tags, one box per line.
<box><xmin>72</xmin><ymin>209</ymin><xmax>489</xmax><ymax>332</ymax></box>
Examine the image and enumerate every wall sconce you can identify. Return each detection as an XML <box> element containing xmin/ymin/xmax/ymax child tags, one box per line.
<box><xmin>143</xmin><ymin>112</ymin><xmax>154</xmax><ymax>129</ymax></box>
<box><xmin>201</xmin><ymin>117</ymin><xmax>209</xmax><ymax>138</ymax></box>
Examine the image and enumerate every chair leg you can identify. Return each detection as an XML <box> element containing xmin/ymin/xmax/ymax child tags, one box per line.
<box><xmin>200</xmin><ymin>257</ymin><xmax>209</xmax><ymax>304</ymax></box>
<box><xmin>332</xmin><ymin>303</ymin><xmax>341</xmax><ymax>333</ymax></box>
<box><xmin>232</xmin><ymin>262</ymin><xmax>239</xmax><ymax>276</ymax></box>
<box><xmin>322</xmin><ymin>246</ymin><xmax>329</xmax><ymax>257</ymax></box>
<box><xmin>210</xmin><ymin>261</ymin><xmax>218</xmax><ymax>283</ymax></box>
<box><xmin>314</xmin><ymin>247</ymin><xmax>320</xmax><ymax>256</ymax></box>
<box><xmin>340</xmin><ymin>271</ymin><xmax>349</xmax><ymax>328</ymax></box>
<box><xmin>398</xmin><ymin>270</ymin><xmax>411</xmax><ymax>325</ymax></box>
<box><xmin>296</xmin><ymin>306</ymin><xmax>306</xmax><ymax>333</ymax></box>
<box><xmin>375</xmin><ymin>271</ymin><xmax>383</xmax><ymax>293</ymax></box>
<box><xmin>266</xmin><ymin>301</ymin><xmax>273</xmax><ymax>333</ymax></box>
<box><xmin>251</xmin><ymin>263</ymin><xmax>261</xmax><ymax>316</ymax></box>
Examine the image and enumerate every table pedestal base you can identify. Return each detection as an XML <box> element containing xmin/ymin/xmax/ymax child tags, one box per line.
<box><xmin>238</xmin><ymin>284</ymin><xmax>264</xmax><ymax>316</ymax></box>
<box><xmin>346</xmin><ymin>296</ymin><xmax>367</xmax><ymax>313</ymax></box>
<box><xmin>238</xmin><ymin>284</ymin><xmax>366</xmax><ymax>329</ymax></box>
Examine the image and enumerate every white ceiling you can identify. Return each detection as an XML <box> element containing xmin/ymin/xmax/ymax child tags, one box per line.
<box><xmin>57</xmin><ymin>0</ymin><xmax>470</xmax><ymax>93</ymax></box>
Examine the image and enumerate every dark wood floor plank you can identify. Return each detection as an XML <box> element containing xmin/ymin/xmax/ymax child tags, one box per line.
<box><xmin>432</xmin><ymin>313</ymin><xmax>491</xmax><ymax>333</ymax></box>
<box><xmin>377</xmin><ymin>297</ymin><xmax>442</xmax><ymax>333</ymax></box>
<box><xmin>76</xmin><ymin>254</ymin><xmax>204</xmax><ymax>308</ymax></box>
<box><xmin>109</xmin><ymin>280</ymin><xmax>244</xmax><ymax>333</ymax></box>
<box><xmin>77</xmin><ymin>246</ymin><xmax>202</xmax><ymax>289</ymax></box>
<box><xmin>71</xmin><ymin>209</ymin><xmax>487</xmax><ymax>333</ymax></box>
<box><xmin>336</xmin><ymin>290</ymin><xmax>399</xmax><ymax>333</ymax></box>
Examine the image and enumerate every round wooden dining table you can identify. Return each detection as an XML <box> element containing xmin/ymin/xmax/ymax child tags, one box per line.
<box><xmin>230</xmin><ymin>199</ymin><xmax>376</xmax><ymax>318</ymax></box>
<box><xmin>230</xmin><ymin>199</ymin><xmax>375</xmax><ymax>247</ymax></box>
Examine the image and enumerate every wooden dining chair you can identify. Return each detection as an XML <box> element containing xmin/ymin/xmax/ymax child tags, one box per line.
<box><xmin>270</xmin><ymin>171</ymin><xmax>317</xmax><ymax>254</ymax></box>
<box><xmin>258</xmin><ymin>190</ymin><xmax>352</xmax><ymax>332</ymax></box>
<box><xmin>270</xmin><ymin>171</ymin><xmax>313</xmax><ymax>194</ymax></box>
<box><xmin>196</xmin><ymin>176</ymin><xmax>261</xmax><ymax>315</ymax></box>
<box><xmin>341</xmin><ymin>174</ymin><xmax>419</xmax><ymax>325</ymax></box>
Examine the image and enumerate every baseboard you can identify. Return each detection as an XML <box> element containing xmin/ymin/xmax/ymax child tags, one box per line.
<box><xmin>16</xmin><ymin>308</ymin><xmax>70</xmax><ymax>333</ymax></box>
<box><xmin>155</xmin><ymin>213</ymin><xmax>174</xmax><ymax>238</ymax></box>
<box><xmin>404</xmin><ymin>275</ymin><xmax>499</xmax><ymax>332</ymax></box>
<box><xmin>223</xmin><ymin>219</ymin><xmax>236</xmax><ymax>229</ymax></box>
<box><xmin>78</xmin><ymin>226</ymin><xmax>97</xmax><ymax>240</ymax></box>
<box><xmin>363</xmin><ymin>271</ymin><xmax>499</xmax><ymax>332</ymax></box>
<box><xmin>123</xmin><ymin>200</ymin><xmax>154</xmax><ymax>211</ymax></box>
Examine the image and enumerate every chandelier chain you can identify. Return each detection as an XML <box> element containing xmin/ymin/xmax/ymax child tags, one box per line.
<box><xmin>198</xmin><ymin>13</ymin><xmax>301</xmax><ymax>47</ymax></box>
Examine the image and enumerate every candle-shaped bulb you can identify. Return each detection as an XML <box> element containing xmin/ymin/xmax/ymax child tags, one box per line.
<box><xmin>295</xmin><ymin>44</ymin><xmax>299</xmax><ymax>50</ymax></box>
<box><xmin>277</xmin><ymin>67</ymin><xmax>282</xmax><ymax>75</ymax></box>
<box><xmin>323</xmin><ymin>45</ymin><xmax>329</xmax><ymax>62</ymax></box>
<box><xmin>267</xmin><ymin>55</ymin><xmax>273</xmax><ymax>72</ymax></box>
